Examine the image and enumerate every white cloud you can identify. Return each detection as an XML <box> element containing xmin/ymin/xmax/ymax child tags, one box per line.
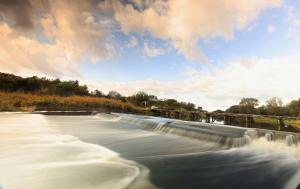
<box><xmin>143</xmin><ymin>42</ymin><xmax>166</xmax><ymax>57</ymax></box>
<box><xmin>0</xmin><ymin>0</ymin><xmax>115</xmax><ymax>77</ymax></box>
<box><xmin>0</xmin><ymin>22</ymin><xmax>76</xmax><ymax>77</ymax></box>
<box><xmin>0</xmin><ymin>0</ymin><xmax>284</xmax><ymax>77</ymax></box>
<box><xmin>88</xmin><ymin>54</ymin><xmax>300</xmax><ymax>111</ymax></box>
<box><xmin>183</xmin><ymin>66</ymin><xmax>201</xmax><ymax>77</ymax></box>
<box><xmin>127</xmin><ymin>36</ymin><xmax>138</xmax><ymax>48</ymax></box>
<box><xmin>286</xmin><ymin>5</ymin><xmax>300</xmax><ymax>40</ymax></box>
<box><xmin>113</xmin><ymin>0</ymin><xmax>282</xmax><ymax>63</ymax></box>
<box><xmin>267</xmin><ymin>25</ymin><xmax>275</xmax><ymax>33</ymax></box>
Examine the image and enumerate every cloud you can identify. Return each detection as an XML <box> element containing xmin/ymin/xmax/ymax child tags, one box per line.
<box><xmin>0</xmin><ymin>22</ymin><xmax>76</xmax><ymax>77</ymax></box>
<box><xmin>0</xmin><ymin>0</ymin><xmax>115</xmax><ymax>77</ymax></box>
<box><xmin>183</xmin><ymin>66</ymin><xmax>201</xmax><ymax>77</ymax></box>
<box><xmin>127</xmin><ymin>36</ymin><xmax>138</xmax><ymax>48</ymax></box>
<box><xmin>0</xmin><ymin>0</ymin><xmax>284</xmax><ymax>77</ymax></box>
<box><xmin>89</xmin><ymin>54</ymin><xmax>300</xmax><ymax>111</ymax></box>
<box><xmin>143</xmin><ymin>42</ymin><xmax>166</xmax><ymax>57</ymax></box>
<box><xmin>0</xmin><ymin>0</ymin><xmax>34</xmax><ymax>29</ymax></box>
<box><xmin>286</xmin><ymin>5</ymin><xmax>300</xmax><ymax>41</ymax></box>
<box><xmin>267</xmin><ymin>24</ymin><xmax>275</xmax><ymax>33</ymax></box>
<box><xmin>113</xmin><ymin>0</ymin><xmax>282</xmax><ymax>63</ymax></box>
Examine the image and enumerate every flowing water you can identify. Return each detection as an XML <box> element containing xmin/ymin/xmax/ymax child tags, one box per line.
<box><xmin>0</xmin><ymin>112</ymin><xmax>300</xmax><ymax>189</ymax></box>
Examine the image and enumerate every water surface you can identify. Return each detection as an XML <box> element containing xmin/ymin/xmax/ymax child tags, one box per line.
<box><xmin>0</xmin><ymin>113</ymin><xmax>300</xmax><ymax>189</ymax></box>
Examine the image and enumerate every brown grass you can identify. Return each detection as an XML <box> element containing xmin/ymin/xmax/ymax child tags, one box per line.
<box><xmin>254</xmin><ymin>117</ymin><xmax>300</xmax><ymax>129</ymax></box>
<box><xmin>0</xmin><ymin>92</ymin><xmax>142</xmax><ymax>113</ymax></box>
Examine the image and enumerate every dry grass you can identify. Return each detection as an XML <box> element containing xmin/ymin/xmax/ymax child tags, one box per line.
<box><xmin>254</xmin><ymin>117</ymin><xmax>300</xmax><ymax>129</ymax></box>
<box><xmin>0</xmin><ymin>92</ymin><xmax>142</xmax><ymax>113</ymax></box>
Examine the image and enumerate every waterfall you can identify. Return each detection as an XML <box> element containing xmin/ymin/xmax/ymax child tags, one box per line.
<box><xmin>117</xmin><ymin>115</ymin><xmax>251</xmax><ymax>147</ymax></box>
<box><xmin>286</xmin><ymin>135</ymin><xmax>297</xmax><ymax>146</ymax></box>
<box><xmin>265</xmin><ymin>132</ymin><xmax>274</xmax><ymax>142</ymax></box>
<box><xmin>101</xmin><ymin>113</ymin><xmax>300</xmax><ymax>149</ymax></box>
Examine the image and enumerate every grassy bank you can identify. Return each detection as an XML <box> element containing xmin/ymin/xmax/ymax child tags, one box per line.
<box><xmin>254</xmin><ymin>117</ymin><xmax>300</xmax><ymax>129</ymax></box>
<box><xmin>0</xmin><ymin>92</ymin><xmax>142</xmax><ymax>113</ymax></box>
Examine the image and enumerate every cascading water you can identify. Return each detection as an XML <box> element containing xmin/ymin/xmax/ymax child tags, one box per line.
<box><xmin>265</xmin><ymin>132</ymin><xmax>275</xmax><ymax>142</ymax></box>
<box><xmin>286</xmin><ymin>135</ymin><xmax>297</xmax><ymax>146</ymax></box>
<box><xmin>1</xmin><ymin>112</ymin><xmax>300</xmax><ymax>189</ymax></box>
<box><xmin>0</xmin><ymin>113</ymin><xmax>154</xmax><ymax>189</ymax></box>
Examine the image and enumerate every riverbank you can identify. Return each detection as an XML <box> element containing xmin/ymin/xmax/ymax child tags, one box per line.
<box><xmin>0</xmin><ymin>92</ymin><xmax>142</xmax><ymax>113</ymax></box>
<box><xmin>1</xmin><ymin>92</ymin><xmax>300</xmax><ymax>132</ymax></box>
<box><xmin>254</xmin><ymin>117</ymin><xmax>300</xmax><ymax>129</ymax></box>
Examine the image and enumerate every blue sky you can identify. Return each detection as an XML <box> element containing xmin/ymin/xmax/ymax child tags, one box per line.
<box><xmin>1</xmin><ymin>0</ymin><xmax>300</xmax><ymax>110</ymax></box>
<box><xmin>80</xmin><ymin>0</ymin><xmax>300</xmax><ymax>82</ymax></box>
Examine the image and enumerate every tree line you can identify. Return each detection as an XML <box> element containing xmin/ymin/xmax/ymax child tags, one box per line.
<box><xmin>0</xmin><ymin>72</ymin><xmax>199</xmax><ymax>111</ymax></box>
<box><xmin>2</xmin><ymin>72</ymin><xmax>299</xmax><ymax>116</ymax></box>
<box><xmin>225</xmin><ymin>97</ymin><xmax>300</xmax><ymax>117</ymax></box>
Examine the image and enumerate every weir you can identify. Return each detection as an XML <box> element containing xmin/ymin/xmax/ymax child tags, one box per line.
<box><xmin>265</xmin><ymin>132</ymin><xmax>274</xmax><ymax>142</ymax></box>
<box><xmin>32</xmin><ymin>112</ymin><xmax>300</xmax><ymax>147</ymax></box>
<box><xmin>286</xmin><ymin>135</ymin><xmax>297</xmax><ymax>146</ymax></box>
<box><xmin>114</xmin><ymin>113</ymin><xmax>300</xmax><ymax>148</ymax></box>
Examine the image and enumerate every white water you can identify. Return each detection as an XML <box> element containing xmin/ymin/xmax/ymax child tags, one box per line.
<box><xmin>1</xmin><ymin>113</ymin><xmax>300</xmax><ymax>189</ymax></box>
<box><xmin>0</xmin><ymin>114</ymin><xmax>154</xmax><ymax>189</ymax></box>
<box><xmin>265</xmin><ymin>132</ymin><xmax>275</xmax><ymax>142</ymax></box>
<box><xmin>286</xmin><ymin>135</ymin><xmax>297</xmax><ymax>146</ymax></box>
<box><xmin>241</xmin><ymin>138</ymin><xmax>300</xmax><ymax>189</ymax></box>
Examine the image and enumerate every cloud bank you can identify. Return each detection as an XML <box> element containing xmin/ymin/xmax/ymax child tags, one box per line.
<box><xmin>0</xmin><ymin>0</ymin><xmax>282</xmax><ymax>77</ymax></box>
<box><xmin>113</xmin><ymin>0</ymin><xmax>282</xmax><ymax>62</ymax></box>
<box><xmin>90</xmin><ymin>54</ymin><xmax>300</xmax><ymax>110</ymax></box>
<box><xmin>0</xmin><ymin>0</ymin><xmax>115</xmax><ymax>77</ymax></box>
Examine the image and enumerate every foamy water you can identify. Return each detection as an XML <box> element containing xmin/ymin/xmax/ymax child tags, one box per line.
<box><xmin>1</xmin><ymin>113</ymin><xmax>300</xmax><ymax>189</ymax></box>
<box><xmin>0</xmin><ymin>113</ymin><xmax>154</xmax><ymax>189</ymax></box>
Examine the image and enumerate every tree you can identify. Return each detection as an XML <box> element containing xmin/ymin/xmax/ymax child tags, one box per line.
<box><xmin>55</xmin><ymin>80</ymin><xmax>80</xmax><ymax>96</ymax></box>
<box><xmin>91</xmin><ymin>90</ymin><xmax>104</xmax><ymax>97</ymax></box>
<box><xmin>287</xmin><ymin>98</ymin><xmax>300</xmax><ymax>117</ymax></box>
<box><xmin>264</xmin><ymin>97</ymin><xmax>287</xmax><ymax>115</ymax></box>
<box><xmin>266</xmin><ymin>97</ymin><xmax>283</xmax><ymax>108</ymax></box>
<box><xmin>0</xmin><ymin>72</ymin><xmax>205</xmax><ymax>112</ymax></box>
<box><xmin>107</xmin><ymin>91</ymin><xmax>122</xmax><ymax>100</ymax></box>
<box><xmin>76</xmin><ymin>85</ymin><xmax>89</xmax><ymax>96</ymax></box>
<box><xmin>239</xmin><ymin>98</ymin><xmax>259</xmax><ymax>107</ymax></box>
<box><xmin>226</xmin><ymin>105</ymin><xmax>241</xmax><ymax>113</ymax></box>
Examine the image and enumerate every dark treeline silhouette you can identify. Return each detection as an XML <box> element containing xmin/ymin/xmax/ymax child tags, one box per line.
<box><xmin>0</xmin><ymin>72</ymin><xmax>199</xmax><ymax>111</ymax></box>
<box><xmin>126</xmin><ymin>91</ymin><xmax>200</xmax><ymax>111</ymax></box>
<box><xmin>226</xmin><ymin>97</ymin><xmax>300</xmax><ymax>117</ymax></box>
<box><xmin>0</xmin><ymin>72</ymin><xmax>89</xmax><ymax>96</ymax></box>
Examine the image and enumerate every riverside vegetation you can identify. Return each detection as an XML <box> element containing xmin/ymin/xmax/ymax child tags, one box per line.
<box><xmin>1</xmin><ymin>72</ymin><xmax>300</xmax><ymax>130</ymax></box>
<box><xmin>0</xmin><ymin>72</ymin><xmax>199</xmax><ymax>112</ymax></box>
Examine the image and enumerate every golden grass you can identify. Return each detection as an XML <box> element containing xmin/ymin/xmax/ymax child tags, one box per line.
<box><xmin>254</xmin><ymin>117</ymin><xmax>300</xmax><ymax>129</ymax></box>
<box><xmin>254</xmin><ymin>117</ymin><xmax>278</xmax><ymax>125</ymax></box>
<box><xmin>0</xmin><ymin>92</ymin><xmax>142</xmax><ymax>112</ymax></box>
<box><xmin>285</xmin><ymin>119</ymin><xmax>300</xmax><ymax>128</ymax></box>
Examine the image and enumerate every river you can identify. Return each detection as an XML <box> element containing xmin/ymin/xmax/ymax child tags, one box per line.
<box><xmin>0</xmin><ymin>113</ymin><xmax>299</xmax><ymax>189</ymax></box>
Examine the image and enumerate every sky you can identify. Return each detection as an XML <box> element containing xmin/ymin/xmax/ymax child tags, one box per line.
<box><xmin>0</xmin><ymin>0</ymin><xmax>300</xmax><ymax>110</ymax></box>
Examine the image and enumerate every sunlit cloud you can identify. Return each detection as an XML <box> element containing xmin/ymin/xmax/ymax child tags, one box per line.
<box><xmin>113</xmin><ymin>0</ymin><xmax>282</xmax><ymax>62</ymax></box>
<box><xmin>127</xmin><ymin>36</ymin><xmax>138</xmax><ymax>48</ymax></box>
<box><xmin>0</xmin><ymin>0</ymin><xmax>115</xmax><ymax>77</ymax></box>
<box><xmin>0</xmin><ymin>0</ymin><xmax>284</xmax><ymax>77</ymax></box>
<box><xmin>88</xmin><ymin>53</ymin><xmax>300</xmax><ymax>110</ymax></box>
<box><xmin>143</xmin><ymin>42</ymin><xmax>167</xmax><ymax>57</ymax></box>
